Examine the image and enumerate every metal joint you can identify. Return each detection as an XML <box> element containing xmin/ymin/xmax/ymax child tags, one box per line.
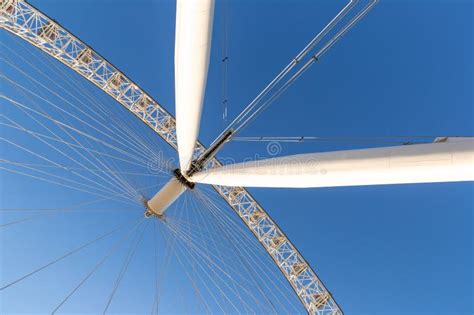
<box><xmin>174</xmin><ymin>168</ymin><xmax>195</xmax><ymax>189</ymax></box>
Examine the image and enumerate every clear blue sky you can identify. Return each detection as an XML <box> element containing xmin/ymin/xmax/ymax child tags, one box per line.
<box><xmin>0</xmin><ymin>0</ymin><xmax>472</xmax><ymax>314</ymax></box>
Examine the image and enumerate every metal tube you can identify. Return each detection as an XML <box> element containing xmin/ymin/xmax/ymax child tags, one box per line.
<box><xmin>146</xmin><ymin>178</ymin><xmax>186</xmax><ymax>217</ymax></box>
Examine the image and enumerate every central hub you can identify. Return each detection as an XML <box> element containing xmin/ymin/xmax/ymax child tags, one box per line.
<box><xmin>143</xmin><ymin>168</ymin><xmax>196</xmax><ymax>220</ymax></box>
<box><xmin>142</xmin><ymin>130</ymin><xmax>235</xmax><ymax>220</ymax></box>
<box><xmin>173</xmin><ymin>168</ymin><xmax>195</xmax><ymax>189</ymax></box>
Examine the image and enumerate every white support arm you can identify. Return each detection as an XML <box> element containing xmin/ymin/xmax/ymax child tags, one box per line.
<box><xmin>175</xmin><ymin>0</ymin><xmax>215</xmax><ymax>172</ymax></box>
<box><xmin>191</xmin><ymin>138</ymin><xmax>474</xmax><ymax>188</ymax></box>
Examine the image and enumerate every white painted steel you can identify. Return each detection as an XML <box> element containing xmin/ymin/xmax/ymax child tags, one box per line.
<box><xmin>192</xmin><ymin>138</ymin><xmax>474</xmax><ymax>188</ymax></box>
<box><xmin>175</xmin><ymin>0</ymin><xmax>215</xmax><ymax>172</ymax></box>
<box><xmin>146</xmin><ymin>178</ymin><xmax>186</xmax><ymax>216</ymax></box>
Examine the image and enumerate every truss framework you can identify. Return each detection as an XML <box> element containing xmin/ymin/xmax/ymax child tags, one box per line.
<box><xmin>0</xmin><ymin>1</ymin><xmax>342</xmax><ymax>313</ymax></box>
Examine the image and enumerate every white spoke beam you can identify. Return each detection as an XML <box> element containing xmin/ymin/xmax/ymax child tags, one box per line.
<box><xmin>175</xmin><ymin>0</ymin><xmax>215</xmax><ymax>172</ymax></box>
<box><xmin>192</xmin><ymin>138</ymin><xmax>474</xmax><ymax>188</ymax></box>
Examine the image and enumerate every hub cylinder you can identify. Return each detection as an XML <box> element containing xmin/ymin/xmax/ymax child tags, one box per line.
<box><xmin>146</xmin><ymin>178</ymin><xmax>187</xmax><ymax>217</ymax></box>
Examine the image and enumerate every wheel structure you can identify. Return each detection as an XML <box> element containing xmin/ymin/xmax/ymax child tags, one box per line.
<box><xmin>0</xmin><ymin>1</ymin><xmax>342</xmax><ymax>313</ymax></box>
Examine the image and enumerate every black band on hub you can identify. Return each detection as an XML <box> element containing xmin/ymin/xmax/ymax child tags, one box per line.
<box><xmin>174</xmin><ymin>168</ymin><xmax>195</xmax><ymax>189</ymax></box>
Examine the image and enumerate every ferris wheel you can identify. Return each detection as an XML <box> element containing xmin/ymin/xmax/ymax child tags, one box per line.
<box><xmin>1</xmin><ymin>0</ymin><xmax>473</xmax><ymax>314</ymax></box>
